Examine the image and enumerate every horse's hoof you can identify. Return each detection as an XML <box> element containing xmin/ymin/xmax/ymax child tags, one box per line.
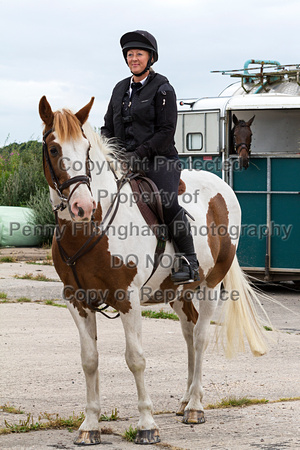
<box><xmin>182</xmin><ymin>409</ymin><xmax>205</xmax><ymax>424</ymax></box>
<box><xmin>176</xmin><ymin>401</ymin><xmax>188</xmax><ymax>416</ymax></box>
<box><xmin>135</xmin><ymin>428</ymin><xmax>160</xmax><ymax>444</ymax></box>
<box><xmin>74</xmin><ymin>430</ymin><xmax>101</xmax><ymax>445</ymax></box>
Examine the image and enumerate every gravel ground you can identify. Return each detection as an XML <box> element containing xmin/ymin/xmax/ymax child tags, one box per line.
<box><xmin>0</xmin><ymin>252</ymin><xmax>299</xmax><ymax>449</ymax></box>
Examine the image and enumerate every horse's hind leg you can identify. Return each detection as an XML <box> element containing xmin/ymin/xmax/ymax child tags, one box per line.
<box><xmin>120</xmin><ymin>296</ymin><xmax>160</xmax><ymax>444</ymax></box>
<box><xmin>170</xmin><ymin>297</ymin><xmax>197</xmax><ymax>416</ymax></box>
<box><xmin>66</xmin><ymin>303</ymin><xmax>101</xmax><ymax>445</ymax></box>
<box><xmin>182</xmin><ymin>284</ymin><xmax>219</xmax><ymax>424</ymax></box>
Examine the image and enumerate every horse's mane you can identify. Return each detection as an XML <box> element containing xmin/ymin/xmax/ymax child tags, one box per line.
<box><xmin>53</xmin><ymin>109</ymin><xmax>82</xmax><ymax>142</ymax></box>
<box><xmin>53</xmin><ymin>108</ymin><xmax>123</xmax><ymax>177</ymax></box>
<box><xmin>82</xmin><ymin>122</ymin><xmax>123</xmax><ymax>177</ymax></box>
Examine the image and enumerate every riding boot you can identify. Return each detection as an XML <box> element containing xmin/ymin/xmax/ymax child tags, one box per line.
<box><xmin>168</xmin><ymin>209</ymin><xmax>200</xmax><ymax>284</ymax></box>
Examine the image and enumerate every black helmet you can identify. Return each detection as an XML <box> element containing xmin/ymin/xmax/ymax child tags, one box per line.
<box><xmin>120</xmin><ymin>30</ymin><xmax>158</xmax><ymax>63</ymax></box>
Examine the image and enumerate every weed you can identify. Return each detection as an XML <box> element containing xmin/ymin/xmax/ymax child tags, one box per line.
<box><xmin>123</xmin><ymin>424</ymin><xmax>137</xmax><ymax>442</ymax></box>
<box><xmin>16</xmin><ymin>297</ymin><xmax>31</xmax><ymax>303</ymax></box>
<box><xmin>26</xmin><ymin>261</ymin><xmax>53</xmax><ymax>266</ymax></box>
<box><xmin>14</xmin><ymin>273</ymin><xmax>57</xmax><ymax>282</ymax></box>
<box><xmin>206</xmin><ymin>396</ymin><xmax>269</xmax><ymax>409</ymax></box>
<box><xmin>142</xmin><ymin>309</ymin><xmax>179</xmax><ymax>321</ymax></box>
<box><xmin>0</xmin><ymin>257</ymin><xmax>16</xmax><ymax>263</ymax></box>
<box><xmin>45</xmin><ymin>300</ymin><xmax>66</xmax><ymax>308</ymax></box>
<box><xmin>2</xmin><ymin>412</ymin><xmax>84</xmax><ymax>434</ymax></box>
<box><xmin>0</xmin><ymin>291</ymin><xmax>7</xmax><ymax>299</ymax></box>
<box><xmin>263</xmin><ymin>326</ymin><xmax>273</xmax><ymax>331</ymax></box>
<box><xmin>0</xmin><ymin>404</ymin><xmax>24</xmax><ymax>414</ymax></box>
<box><xmin>276</xmin><ymin>397</ymin><xmax>300</xmax><ymax>403</ymax></box>
<box><xmin>100</xmin><ymin>408</ymin><xmax>119</xmax><ymax>421</ymax></box>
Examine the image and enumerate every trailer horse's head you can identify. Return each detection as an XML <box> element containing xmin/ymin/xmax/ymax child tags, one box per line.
<box><xmin>232</xmin><ymin>114</ymin><xmax>255</xmax><ymax>170</ymax></box>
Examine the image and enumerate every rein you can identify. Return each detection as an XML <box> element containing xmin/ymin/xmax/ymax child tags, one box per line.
<box><xmin>55</xmin><ymin>172</ymin><xmax>138</xmax><ymax>317</ymax></box>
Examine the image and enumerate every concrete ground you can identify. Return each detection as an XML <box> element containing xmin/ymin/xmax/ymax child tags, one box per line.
<box><xmin>0</xmin><ymin>248</ymin><xmax>299</xmax><ymax>449</ymax></box>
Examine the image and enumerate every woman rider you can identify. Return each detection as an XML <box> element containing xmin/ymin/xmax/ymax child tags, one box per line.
<box><xmin>101</xmin><ymin>30</ymin><xmax>199</xmax><ymax>284</ymax></box>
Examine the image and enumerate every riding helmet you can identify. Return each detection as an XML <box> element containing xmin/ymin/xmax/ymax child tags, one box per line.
<box><xmin>120</xmin><ymin>30</ymin><xmax>158</xmax><ymax>63</ymax></box>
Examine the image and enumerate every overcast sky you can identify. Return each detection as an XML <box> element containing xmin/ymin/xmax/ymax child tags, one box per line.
<box><xmin>0</xmin><ymin>0</ymin><xmax>299</xmax><ymax>146</ymax></box>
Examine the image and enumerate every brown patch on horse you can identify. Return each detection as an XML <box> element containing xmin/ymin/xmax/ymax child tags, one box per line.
<box><xmin>178</xmin><ymin>179</ymin><xmax>186</xmax><ymax>195</ymax></box>
<box><xmin>158</xmin><ymin>274</ymin><xmax>205</xmax><ymax>324</ymax></box>
<box><xmin>43</xmin><ymin>133</ymin><xmax>70</xmax><ymax>191</ymax></box>
<box><xmin>52</xmin><ymin>204</ymin><xmax>135</xmax><ymax>317</ymax></box>
<box><xmin>205</xmin><ymin>193</ymin><xmax>236</xmax><ymax>288</ymax></box>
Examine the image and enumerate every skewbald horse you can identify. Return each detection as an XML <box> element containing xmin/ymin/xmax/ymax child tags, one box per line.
<box><xmin>39</xmin><ymin>96</ymin><xmax>268</xmax><ymax>445</ymax></box>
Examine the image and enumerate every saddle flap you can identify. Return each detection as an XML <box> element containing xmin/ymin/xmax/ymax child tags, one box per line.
<box><xmin>130</xmin><ymin>176</ymin><xmax>167</xmax><ymax>240</ymax></box>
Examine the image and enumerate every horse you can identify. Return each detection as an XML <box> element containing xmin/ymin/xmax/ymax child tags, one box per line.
<box><xmin>231</xmin><ymin>114</ymin><xmax>255</xmax><ymax>170</ymax></box>
<box><xmin>39</xmin><ymin>96</ymin><xmax>268</xmax><ymax>445</ymax></box>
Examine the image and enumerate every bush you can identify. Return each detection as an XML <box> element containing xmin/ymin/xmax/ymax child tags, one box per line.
<box><xmin>0</xmin><ymin>140</ymin><xmax>55</xmax><ymax>246</ymax></box>
<box><xmin>27</xmin><ymin>188</ymin><xmax>55</xmax><ymax>246</ymax></box>
<box><xmin>0</xmin><ymin>141</ymin><xmax>46</xmax><ymax>207</ymax></box>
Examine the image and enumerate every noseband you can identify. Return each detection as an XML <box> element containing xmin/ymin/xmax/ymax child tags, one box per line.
<box><xmin>233</xmin><ymin>124</ymin><xmax>252</xmax><ymax>156</ymax></box>
<box><xmin>43</xmin><ymin>128</ymin><xmax>92</xmax><ymax>211</ymax></box>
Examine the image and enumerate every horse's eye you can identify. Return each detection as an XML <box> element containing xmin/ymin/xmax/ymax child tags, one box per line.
<box><xmin>50</xmin><ymin>147</ymin><xmax>58</xmax><ymax>156</ymax></box>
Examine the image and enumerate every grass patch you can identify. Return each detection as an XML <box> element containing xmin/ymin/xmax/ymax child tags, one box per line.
<box><xmin>26</xmin><ymin>261</ymin><xmax>53</xmax><ymax>266</ymax></box>
<box><xmin>0</xmin><ymin>257</ymin><xmax>16</xmax><ymax>263</ymax></box>
<box><xmin>16</xmin><ymin>297</ymin><xmax>32</xmax><ymax>303</ymax></box>
<box><xmin>263</xmin><ymin>325</ymin><xmax>273</xmax><ymax>331</ymax></box>
<box><xmin>1</xmin><ymin>404</ymin><xmax>24</xmax><ymax>414</ymax></box>
<box><xmin>142</xmin><ymin>309</ymin><xmax>179</xmax><ymax>321</ymax></box>
<box><xmin>122</xmin><ymin>424</ymin><xmax>137</xmax><ymax>442</ymax></box>
<box><xmin>14</xmin><ymin>273</ymin><xmax>57</xmax><ymax>282</ymax></box>
<box><xmin>1</xmin><ymin>412</ymin><xmax>85</xmax><ymax>434</ymax></box>
<box><xmin>100</xmin><ymin>408</ymin><xmax>119</xmax><ymax>421</ymax></box>
<box><xmin>206</xmin><ymin>396</ymin><xmax>269</xmax><ymax>409</ymax></box>
<box><xmin>45</xmin><ymin>300</ymin><xmax>66</xmax><ymax>308</ymax></box>
<box><xmin>0</xmin><ymin>291</ymin><xmax>7</xmax><ymax>299</ymax></box>
<box><xmin>275</xmin><ymin>397</ymin><xmax>300</xmax><ymax>403</ymax></box>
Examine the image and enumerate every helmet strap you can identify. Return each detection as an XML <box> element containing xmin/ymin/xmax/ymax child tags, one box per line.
<box><xmin>130</xmin><ymin>53</ymin><xmax>153</xmax><ymax>77</ymax></box>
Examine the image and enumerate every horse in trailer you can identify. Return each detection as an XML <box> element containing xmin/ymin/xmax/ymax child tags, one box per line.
<box><xmin>39</xmin><ymin>96</ymin><xmax>268</xmax><ymax>445</ymax></box>
<box><xmin>230</xmin><ymin>114</ymin><xmax>255</xmax><ymax>169</ymax></box>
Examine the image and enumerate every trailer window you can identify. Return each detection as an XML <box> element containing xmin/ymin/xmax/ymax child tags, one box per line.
<box><xmin>175</xmin><ymin>111</ymin><xmax>220</xmax><ymax>154</ymax></box>
<box><xmin>186</xmin><ymin>133</ymin><xmax>203</xmax><ymax>151</ymax></box>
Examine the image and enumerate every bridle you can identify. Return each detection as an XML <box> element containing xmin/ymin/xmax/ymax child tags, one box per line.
<box><xmin>233</xmin><ymin>123</ymin><xmax>252</xmax><ymax>156</ymax></box>
<box><xmin>43</xmin><ymin>128</ymin><xmax>92</xmax><ymax>212</ymax></box>
<box><xmin>43</xmin><ymin>127</ymin><xmax>139</xmax><ymax>318</ymax></box>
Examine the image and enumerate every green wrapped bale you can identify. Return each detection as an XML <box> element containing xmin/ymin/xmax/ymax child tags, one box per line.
<box><xmin>0</xmin><ymin>206</ymin><xmax>42</xmax><ymax>247</ymax></box>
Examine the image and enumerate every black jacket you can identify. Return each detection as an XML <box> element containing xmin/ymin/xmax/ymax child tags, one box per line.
<box><xmin>101</xmin><ymin>71</ymin><xmax>178</xmax><ymax>159</ymax></box>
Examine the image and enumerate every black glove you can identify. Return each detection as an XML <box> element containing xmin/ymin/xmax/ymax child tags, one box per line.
<box><xmin>122</xmin><ymin>151</ymin><xmax>148</xmax><ymax>174</ymax></box>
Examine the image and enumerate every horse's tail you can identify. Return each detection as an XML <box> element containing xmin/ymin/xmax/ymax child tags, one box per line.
<box><xmin>217</xmin><ymin>255</ymin><xmax>270</xmax><ymax>359</ymax></box>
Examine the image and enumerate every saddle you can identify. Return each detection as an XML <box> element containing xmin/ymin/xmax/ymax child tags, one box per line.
<box><xmin>129</xmin><ymin>176</ymin><xmax>167</xmax><ymax>241</ymax></box>
<box><xmin>129</xmin><ymin>175</ymin><xmax>186</xmax><ymax>283</ymax></box>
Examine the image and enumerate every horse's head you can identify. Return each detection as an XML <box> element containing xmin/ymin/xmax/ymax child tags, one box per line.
<box><xmin>232</xmin><ymin>114</ymin><xmax>255</xmax><ymax>170</ymax></box>
<box><xmin>39</xmin><ymin>96</ymin><xmax>97</xmax><ymax>222</ymax></box>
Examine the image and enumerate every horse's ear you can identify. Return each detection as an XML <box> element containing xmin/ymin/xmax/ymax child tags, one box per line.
<box><xmin>39</xmin><ymin>96</ymin><xmax>54</xmax><ymax>127</ymax></box>
<box><xmin>233</xmin><ymin>114</ymin><xmax>239</xmax><ymax>126</ymax></box>
<box><xmin>75</xmin><ymin>97</ymin><xmax>95</xmax><ymax>125</ymax></box>
<box><xmin>247</xmin><ymin>115</ymin><xmax>255</xmax><ymax>127</ymax></box>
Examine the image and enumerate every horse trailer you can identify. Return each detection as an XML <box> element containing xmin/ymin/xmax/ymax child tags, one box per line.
<box><xmin>176</xmin><ymin>60</ymin><xmax>300</xmax><ymax>282</ymax></box>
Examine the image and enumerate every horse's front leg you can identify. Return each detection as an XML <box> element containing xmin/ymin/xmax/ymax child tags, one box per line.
<box><xmin>66</xmin><ymin>302</ymin><xmax>101</xmax><ymax>445</ymax></box>
<box><xmin>120</xmin><ymin>291</ymin><xmax>160</xmax><ymax>445</ymax></box>
<box><xmin>183</xmin><ymin>284</ymin><xmax>219</xmax><ymax>424</ymax></box>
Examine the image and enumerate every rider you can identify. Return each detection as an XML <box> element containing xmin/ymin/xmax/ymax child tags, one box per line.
<box><xmin>101</xmin><ymin>30</ymin><xmax>200</xmax><ymax>284</ymax></box>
